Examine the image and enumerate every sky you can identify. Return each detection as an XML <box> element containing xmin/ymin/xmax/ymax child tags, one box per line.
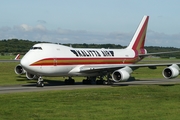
<box><xmin>0</xmin><ymin>0</ymin><xmax>180</xmax><ymax>48</ymax></box>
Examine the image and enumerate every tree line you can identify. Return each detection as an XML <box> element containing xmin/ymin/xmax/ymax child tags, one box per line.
<box><xmin>0</xmin><ymin>39</ymin><xmax>180</xmax><ymax>58</ymax></box>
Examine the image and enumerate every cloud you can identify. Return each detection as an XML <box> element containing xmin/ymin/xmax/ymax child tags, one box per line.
<box><xmin>146</xmin><ymin>30</ymin><xmax>180</xmax><ymax>47</ymax></box>
<box><xmin>13</xmin><ymin>24</ymin><xmax>47</xmax><ymax>32</ymax></box>
<box><xmin>0</xmin><ymin>24</ymin><xmax>180</xmax><ymax>48</ymax></box>
<box><xmin>35</xmin><ymin>25</ymin><xmax>47</xmax><ymax>31</ymax></box>
<box><xmin>19</xmin><ymin>24</ymin><xmax>33</xmax><ymax>31</ymax></box>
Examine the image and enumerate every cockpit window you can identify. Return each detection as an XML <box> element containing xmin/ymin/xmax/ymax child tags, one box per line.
<box><xmin>31</xmin><ymin>47</ymin><xmax>42</xmax><ymax>50</ymax></box>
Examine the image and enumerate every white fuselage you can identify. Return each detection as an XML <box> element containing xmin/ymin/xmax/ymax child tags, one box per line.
<box><xmin>20</xmin><ymin>43</ymin><xmax>142</xmax><ymax>77</ymax></box>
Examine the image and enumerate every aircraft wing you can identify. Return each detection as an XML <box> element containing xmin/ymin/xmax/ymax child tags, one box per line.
<box><xmin>79</xmin><ymin>63</ymin><xmax>179</xmax><ymax>73</ymax></box>
<box><xmin>79</xmin><ymin>50</ymin><xmax>180</xmax><ymax>73</ymax></box>
<box><xmin>139</xmin><ymin>51</ymin><xmax>180</xmax><ymax>57</ymax></box>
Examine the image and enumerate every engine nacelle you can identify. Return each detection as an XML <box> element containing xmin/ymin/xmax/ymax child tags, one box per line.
<box><xmin>112</xmin><ymin>66</ymin><xmax>133</xmax><ymax>82</ymax></box>
<box><xmin>26</xmin><ymin>72</ymin><xmax>38</xmax><ymax>80</ymax></box>
<box><xmin>162</xmin><ymin>64</ymin><xmax>180</xmax><ymax>79</ymax></box>
<box><xmin>14</xmin><ymin>64</ymin><xmax>26</xmax><ymax>75</ymax></box>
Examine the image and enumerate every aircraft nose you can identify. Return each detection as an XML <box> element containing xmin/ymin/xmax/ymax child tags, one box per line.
<box><xmin>20</xmin><ymin>57</ymin><xmax>29</xmax><ymax>69</ymax></box>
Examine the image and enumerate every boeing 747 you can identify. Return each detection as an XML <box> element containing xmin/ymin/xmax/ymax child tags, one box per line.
<box><xmin>15</xmin><ymin>16</ymin><xmax>180</xmax><ymax>87</ymax></box>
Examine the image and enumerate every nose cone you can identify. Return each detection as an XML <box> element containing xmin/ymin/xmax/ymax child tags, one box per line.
<box><xmin>20</xmin><ymin>57</ymin><xmax>29</xmax><ymax>70</ymax></box>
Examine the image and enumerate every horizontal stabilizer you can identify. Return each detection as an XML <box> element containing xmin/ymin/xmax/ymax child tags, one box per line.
<box><xmin>139</xmin><ymin>51</ymin><xmax>180</xmax><ymax>57</ymax></box>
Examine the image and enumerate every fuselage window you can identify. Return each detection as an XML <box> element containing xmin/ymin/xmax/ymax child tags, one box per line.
<box><xmin>31</xmin><ymin>47</ymin><xmax>42</xmax><ymax>50</ymax></box>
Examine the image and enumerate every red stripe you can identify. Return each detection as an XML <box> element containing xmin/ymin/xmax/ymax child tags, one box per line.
<box><xmin>30</xmin><ymin>57</ymin><xmax>140</xmax><ymax>66</ymax></box>
<box><xmin>132</xmin><ymin>16</ymin><xmax>149</xmax><ymax>50</ymax></box>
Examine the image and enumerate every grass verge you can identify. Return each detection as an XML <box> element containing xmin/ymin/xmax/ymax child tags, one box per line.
<box><xmin>0</xmin><ymin>85</ymin><xmax>180</xmax><ymax>120</ymax></box>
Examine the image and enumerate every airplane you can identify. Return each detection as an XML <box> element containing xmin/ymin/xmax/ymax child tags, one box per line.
<box><xmin>14</xmin><ymin>15</ymin><xmax>180</xmax><ymax>87</ymax></box>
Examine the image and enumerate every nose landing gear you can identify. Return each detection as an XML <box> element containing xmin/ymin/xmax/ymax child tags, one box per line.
<box><xmin>37</xmin><ymin>76</ymin><xmax>44</xmax><ymax>87</ymax></box>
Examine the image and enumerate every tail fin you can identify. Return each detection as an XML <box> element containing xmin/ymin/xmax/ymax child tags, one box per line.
<box><xmin>14</xmin><ymin>54</ymin><xmax>20</xmax><ymax>60</ymax></box>
<box><xmin>126</xmin><ymin>16</ymin><xmax>149</xmax><ymax>52</ymax></box>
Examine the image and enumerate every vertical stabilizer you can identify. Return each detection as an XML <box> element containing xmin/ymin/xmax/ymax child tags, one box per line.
<box><xmin>14</xmin><ymin>54</ymin><xmax>20</xmax><ymax>60</ymax></box>
<box><xmin>126</xmin><ymin>16</ymin><xmax>149</xmax><ymax>52</ymax></box>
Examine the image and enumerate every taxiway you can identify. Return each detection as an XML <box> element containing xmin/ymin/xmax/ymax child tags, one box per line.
<box><xmin>0</xmin><ymin>79</ymin><xmax>180</xmax><ymax>94</ymax></box>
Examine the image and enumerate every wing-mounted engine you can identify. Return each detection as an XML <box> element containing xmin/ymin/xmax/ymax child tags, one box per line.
<box><xmin>15</xmin><ymin>64</ymin><xmax>38</xmax><ymax>80</ymax></box>
<box><xmin>112</xmin><ymin>66</ymin><xmax>133</xmax><ymax>82</ymax></box>
<box><xmin>26</xmin><ymin>72</ymin><xmax>38</xmax><ymax>80</ymax></box>
<box><xmin>14</xmin><ymin>64</ymin><xmax>26</xmax><ymax>75</ymax></box>
<box><xmin>162</xmin><ymin>64</ymin><xmax>180</xmax><ymax>79</ymax></box>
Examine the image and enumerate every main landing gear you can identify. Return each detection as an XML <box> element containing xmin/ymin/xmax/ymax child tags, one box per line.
<box><xmin>82</xmin><ymin>75</ymin><xmax>114</xmax><ymax>85</ymax></box>
<box><xmin>36</xmin><ymin>76</ymin><xmax>44</xmax><ymax>87</ymax></box>
<box><xmin>36</xmin><ymin>74</ymin><xmax>114</xmax><ymax>87</ymax></box>
<box><xmin>82</xmin><ymin>76</ymin><xmax>96</xmax><ymax>84</ymax></box>
<box><xmin>64</xmin><ymin>77</ymin><xmax>75</xmax><ymax>85</ymax></box>
<box><xmin>36</xmin><ymin>76</ymin><xmax>75</xmax><ymax>87</ymax></box>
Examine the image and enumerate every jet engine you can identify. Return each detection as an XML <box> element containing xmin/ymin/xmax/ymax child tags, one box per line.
<box><xmin>162</xmin><ymin>64</ymin><xmax>180</xmax><ymax>79</ymax></box>
<box><xmin>112</xmin><ymin>66</ymin><xmax>133</xmax><ymax>82</ymax></box>
<box><xmin>14</xmin><ymin>64</ymin><xmax>26</xmax><ymax>75</ymax></box>
<box><xmin>26</xmin><ymin>72</ymin><xmax>38</xmax><ymax>80</ymax></box>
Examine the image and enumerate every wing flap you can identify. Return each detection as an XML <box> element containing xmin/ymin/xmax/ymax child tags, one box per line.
<box><xmin>80</xmin><ymin>65</ymin><xmax>124</xmax><ymax>73</ymax></box>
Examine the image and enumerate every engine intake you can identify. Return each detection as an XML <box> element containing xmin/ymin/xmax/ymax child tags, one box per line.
<box><xmin>26</xmin><ymin>72</ymin><xmax>38</xmax><ymax>80</ymax></box>
<box><xmin>162</xmin><ymin>64</ymin><xmax>180</xmax><ymax>79</ymax></box>
<box><xmin>14</xmin><ymin>64</ymin><xmax>26</xmax><ymax>75</ymax></box>
<box><xmin>112</xmin><ymin>66</ymin><xmax>133</xmax><ymax>82</ymax></box>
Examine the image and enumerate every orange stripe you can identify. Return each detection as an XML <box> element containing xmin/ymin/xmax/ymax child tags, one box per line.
<box><xmin>30</xmin><ymin>57</ymin><xmax>140</xmax><ymax>66</ymax></box>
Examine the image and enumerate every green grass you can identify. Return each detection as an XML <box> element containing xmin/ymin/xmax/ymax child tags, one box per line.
<box><xmin>0</xmin><ymin>62</ymin><xmax>31</xmax><ymax>85</ymax></box>
<box><xmin>0</xmin><ymin>85</ymin><xmax>180</xmax><ymax>120</ymax></box>
<box><xmin>132</xmin><ymin>67</ymin><xmax>164</xmax><ymax>79</ymax></box>
<box><xmin>0</xmin><ymin>55</ymin><xmax>17</xmax><ymax>60</ymax></box>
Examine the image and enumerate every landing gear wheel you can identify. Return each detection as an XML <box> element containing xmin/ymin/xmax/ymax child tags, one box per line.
<box><xmin>64</xmin><ymin>77</ymin><xmax>75</xmax><ymax>85</ymax></box>
<box><xmin>37</xmin><ymin>77</ymin><xmax>44</xmax><ymax>87</ymax></box>
<box><xmin>96</xmin><ymin>80</ymin><xmax>105</xmax><ymax>85</ymax></box>
<box><xmin>106</xmin><ymin>80</ymin><xmax>114</xmax><ymax>85</ymax></box>
<box><xmin>37</xmin><ymin>81</ymin><xmax>44</xmax><ymax>87</ymax></box>
<box><xmin>82</xmin><ymin>79</ymin><xmax>91</xmax><ymax>84</ymax></box>
<box><xmin>82</xmin><ymin>77</ymin><xmax>96</xmax><ymax>84</ymax></box>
